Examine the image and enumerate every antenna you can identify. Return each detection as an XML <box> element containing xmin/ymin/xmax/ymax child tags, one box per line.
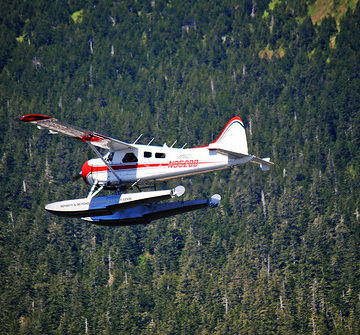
<box><xmin>147</xmin><ymin>138</ymin><xmax>154</xmax><ymax>145</ymax></box>
<box><xmin>181</xmin><ymin>143</ymin><xmax>187</xmax><ymax>149</ymax></box>
<box><xmin>133</xmin><ymin>134</ymin><xmax>143</xmax><ymax>144</ymax></box>
<box><xmin>170</xmin><ymin>140</ymin><xmax>177</xmax><ymax>148</ymax></box>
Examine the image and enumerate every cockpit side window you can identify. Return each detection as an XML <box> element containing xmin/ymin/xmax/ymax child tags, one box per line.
<box><xmin>105</xmin><ymin>152</ymin><xmax>114</xmax><ymax>162</ymax></box>
<box><xmin>122</xmin><ymin>152</ymin><xmax>138</xmax><ymax>163</ymax></box>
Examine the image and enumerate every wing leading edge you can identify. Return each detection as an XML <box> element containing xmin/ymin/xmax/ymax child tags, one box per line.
<box><xmin>20</xmin><ymin>114</ymin><xmax>134</xmax><ymax>151</ymax></box>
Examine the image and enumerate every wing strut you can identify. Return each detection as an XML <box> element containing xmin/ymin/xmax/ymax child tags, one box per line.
<box><xmin>87</xmin><ymin>142</ymin><xmax>122</xmax><ymax>184</ymax></box>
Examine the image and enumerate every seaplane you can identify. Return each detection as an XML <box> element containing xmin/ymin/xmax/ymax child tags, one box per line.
<box><xmin>20</xmin><ymin>114</ymin><xmax>274</xmax><ymax>226</ymax></box>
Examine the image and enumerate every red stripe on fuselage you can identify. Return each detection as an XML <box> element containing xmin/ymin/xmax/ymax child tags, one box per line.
<box><xmin>89</xmin><ymin>161</ymin><xmax>223</xmax><ymax>173</ymax></box>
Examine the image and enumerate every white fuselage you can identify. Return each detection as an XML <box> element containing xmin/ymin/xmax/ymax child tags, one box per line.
<box><xmin>81</xmin><ymin>143</ymin><xmax>250</xmax><ymax>186</ymax></box>
<box><xmin>20</xmin><ymin>114</ymin><xmax>273</xmax><ymax>191</ymax></box>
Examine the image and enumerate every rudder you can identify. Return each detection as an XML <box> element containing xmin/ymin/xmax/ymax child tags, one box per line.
<box><xmin>208</xmin><ymin>117</ymin><xmax>248</xmax><ymax>155</ymax></box>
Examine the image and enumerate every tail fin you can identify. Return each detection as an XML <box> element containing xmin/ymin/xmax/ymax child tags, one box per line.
<box><xmin>208</xmin><ymin>117</ymin><xmax>274</xmax><ymax>170</ymax></box>
<box><xmin>208</xmin><ymin>117</ymin><xmax>248</xmax><ymax>155</ymax></box>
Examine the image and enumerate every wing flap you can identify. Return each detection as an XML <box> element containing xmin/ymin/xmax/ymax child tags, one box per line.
<box><xmin>20</xmin><ymin>114</ymin><xmax>133</xmax><ymax>151</ymax></box>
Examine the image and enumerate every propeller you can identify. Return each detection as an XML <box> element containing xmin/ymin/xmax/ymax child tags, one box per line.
<box><xmin>72</xmin><ymin>171</ymin><xmax>82</xmax><ymax>182</ymax></box>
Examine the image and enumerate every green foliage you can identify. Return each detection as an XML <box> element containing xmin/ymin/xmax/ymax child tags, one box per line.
<box><xmin>1</xmin><ymin>0</ymin><xmax>360</xmax><ymax>333</ymax></box>
<box><xmin>71</xmin><ymin>9</ymin><xmax>84</xmax><ymax>24</ymax></box>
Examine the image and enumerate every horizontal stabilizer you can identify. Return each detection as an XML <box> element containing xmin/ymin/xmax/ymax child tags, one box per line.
<box><xmin>208</xmin><ymin>147</ymin><xmax>250</xmax><ymax>160</ymax></box>
<box><xmin>209</xmin><ymin>147</ymin><xmax>274</xmax><ymax>171</ymax></box>
<box><xmin>249</xmin><ymin>156</ymin><xmax>274</xmax><ymax>171</ymax></box>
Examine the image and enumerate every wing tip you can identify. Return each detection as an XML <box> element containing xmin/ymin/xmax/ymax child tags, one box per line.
<box><xmin>20</xmin><ymin>114</ymin><xmax>52</xmax><ymax>122</ymax></box>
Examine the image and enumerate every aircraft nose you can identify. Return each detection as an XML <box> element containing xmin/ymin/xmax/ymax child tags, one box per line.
<box><xmin>81</xmin><ymin>160</ymin><xmax>92</xmax><ymax>184</ymax></box>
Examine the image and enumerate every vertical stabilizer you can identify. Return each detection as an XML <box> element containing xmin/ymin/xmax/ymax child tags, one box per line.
<box><xmin>208</xmin><ymin>117</ymin><xmax>248</xmax><ymax>155</ymax></box>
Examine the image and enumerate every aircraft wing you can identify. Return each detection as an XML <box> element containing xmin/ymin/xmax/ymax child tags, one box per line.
<box><xmin>20</xmin><ymin>114</ymin><xmax>134</xmax><ymax>151</ymax></box>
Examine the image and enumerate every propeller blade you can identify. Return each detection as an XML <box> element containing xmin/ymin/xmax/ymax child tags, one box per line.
<box><xmin>72</xmin><ymin>171</ymin><xmax>82</xmax><ymax>182</ymax></box>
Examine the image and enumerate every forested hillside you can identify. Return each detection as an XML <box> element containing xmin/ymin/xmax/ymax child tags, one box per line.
<box><xmin>1</xmin><ymin>0</ymin><xmax>360</xmax><ymax>333</ymax></box>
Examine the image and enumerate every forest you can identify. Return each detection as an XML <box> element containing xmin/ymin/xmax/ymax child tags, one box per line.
<box><xmin>1</xmin><ymin>0</ymin><xmax>360</xmax><ymax>333</ymax></box>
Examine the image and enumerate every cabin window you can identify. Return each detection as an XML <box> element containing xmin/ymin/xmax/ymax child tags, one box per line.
<box><xmin>122</xmin><ymin>152</ymin><xmax>138</xmax><ymax>163</ymax></box>
<box><xmin>144</xmin><ymin>151</ymin><xmax>152</xmax><ymax>158</ymax></box>
<box><xmin>155</xmin><ymin>152</ymin><xmax>166</xmax><ymax>159</ymax></box>
<box><xmin>105</xmin><ymin>152</ymin><xmax>114</xmax><ymax>162</ymax></box>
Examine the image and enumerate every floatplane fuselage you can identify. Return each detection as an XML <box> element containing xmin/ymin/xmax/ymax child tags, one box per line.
<box><xmin>81</xmin><ymin>142</ymin><xmax>253</xmax><ymax>187</ymax></box>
